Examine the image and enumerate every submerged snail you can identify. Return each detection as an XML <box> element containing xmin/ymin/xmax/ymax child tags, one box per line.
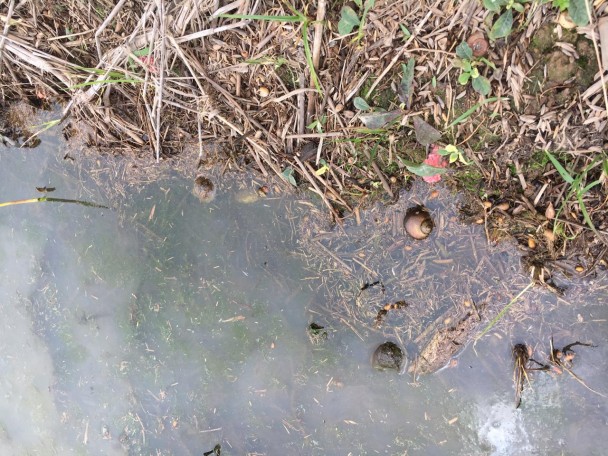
<box><xmin>192</xmin><ymin>175</ymin><xmax>216</xmax><ymax>204</ymax></box>
<box><xmin>403</xmin><ymin>206</ymin><xmax>434</xmax><ymax>240</ymax></box>
<box><xmin>372</xmin><ymin>342</ymin><xmax>406</xmax><ymax>373</ymax></box>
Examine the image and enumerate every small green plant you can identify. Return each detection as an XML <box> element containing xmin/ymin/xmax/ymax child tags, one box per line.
<box><xmin>454</xmin><ymin>42</ymin><xmax>494</xmax><ymax>96</ymax></box>
<box><xmin>338</xmin><ymin>0</ymin><xmax>375</xmax><ymax>41</ymax></box>
<box><xmin>483</xmin><ymin>0</ymin><xmax>530</xmax><ymax>40</ymax></box>
<box><xmin>547</xmin><ymin>0</ymin><xmax>589</xmax><ymax>26</ymax></box>
<box><xmin>307</xmin><ymin>115</ymin><xmax>327</xmax><ymax>133</ymax></box>
<box><xmin>545</xmin><ymin>151</ymin><xmax>607</xmax><ymax>233</ymax></box>
<box><xmin>438</xmin><ymin>144</ymin><xmax>469</xmax><ymax>164</ymax></box>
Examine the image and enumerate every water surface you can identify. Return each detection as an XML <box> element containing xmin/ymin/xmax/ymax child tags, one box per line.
<box><xmin>0</xmin><ymin>123</ymin><xmax>607</xmax><ymax>455</ymax></box>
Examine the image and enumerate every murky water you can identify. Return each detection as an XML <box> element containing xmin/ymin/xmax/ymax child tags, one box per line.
<box><xmin>1</xmin><ymin>122</ymin><xmax>607</xmax><ymax>455</ymax></box>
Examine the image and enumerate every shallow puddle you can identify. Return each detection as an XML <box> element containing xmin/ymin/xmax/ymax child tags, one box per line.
<box><xmin>0</xmin><ymin>127</ymin><xmax>607</xmax><ymax>455</ymax></box>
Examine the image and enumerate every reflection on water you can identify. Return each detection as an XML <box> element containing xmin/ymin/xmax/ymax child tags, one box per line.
<box><xmin>0</xmin><ymin>128</ymin><xmax>607</xmax><ymax>455</ymax></box>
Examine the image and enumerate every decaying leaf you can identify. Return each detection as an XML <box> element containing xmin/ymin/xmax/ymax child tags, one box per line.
<box><xmin>413</xmin><ymin>116</ymin><xmax>441</xmax><ymax>146</ymax></box>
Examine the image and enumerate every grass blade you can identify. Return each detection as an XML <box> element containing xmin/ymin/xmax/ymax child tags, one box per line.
<box><xmin>475</xmin><ymin>282</ymin><xmax>535</xmax><ymax>342</ymax></box>
<box><xmin>219</xmin><ymin>13</ymin><xmax>301</xmax><ymax>22</ymax></box>
<box><xmin>544</xmin><ymin>151</ymin><xmax>574</xmax><ymax>184</ymax></box>
<box><xmin>445</xmin><ymin>96</ymin><xmax>506</xmax><ymax>128</ymax></box>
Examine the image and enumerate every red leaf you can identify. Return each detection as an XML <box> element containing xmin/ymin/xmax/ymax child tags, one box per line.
<box><xmin>422</xmin><ymin>144</ymin><xmax>448</xmax><ymax>183</ymax></box>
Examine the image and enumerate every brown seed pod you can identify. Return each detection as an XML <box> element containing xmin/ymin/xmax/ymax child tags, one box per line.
<box><xmin>467</xmin><ymin>32</ymin><xmax>489</xmax><ymax>57</ymax></box>
<box><xmin>403</xmin><ymin>206</ymin><xmax>434</xmax><ymax>240</ymax></box>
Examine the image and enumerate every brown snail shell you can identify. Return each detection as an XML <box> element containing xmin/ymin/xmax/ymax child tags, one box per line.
<box><xmin>404</xmin><ymin>206</ymin><xmax>434</xmax><ymax>240</ymax></box>
<box><xmin>192</xmin><ymin>175</ymin><xmax>216</xmax><ymax>204</ymax></box>
<box><xmin>466</xmin><ymin>32</ymin><xmax>489</xmax><ymax>58</ymax></box>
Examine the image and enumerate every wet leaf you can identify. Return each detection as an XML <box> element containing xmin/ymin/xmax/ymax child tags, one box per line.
<box><xmin>338</xmin><ymin>6</ymin><xmax>360</xmax><ymax>35</ymax></box>
<box><xmin>472</xmin><ymin>75</ymin><xmax>491</xmax><ymax>95</ymax></box>
<box><xmin>413</xmin><ymin>116</ymin><xmax>441</xmax><ymax>146</ymax></box>
<box><xmin>399</xmin><ymin>58</ymin><xmax>415</xmax><ymax>106</ymax></box>
<box><xmin>359</xmin><ymin>110</ymin><xmax>401</xmax><ymax>129</ymax></box>
<box><xmin>569</xmin><ymin>0</ymin><xmax>589</xmax><ymax>26</ymax></box>
<box><xmin>353</xmin><ymin>96</ymin><xmax>371</xmax><ymax>111</ymax></box>
<box><xmin>455</xmin><ymin>42</ymin><xmax>473</xmax><ymax>60</ymax></box>
<box><xmin>489</xmin><ymin>9</ymin><xmax>513</xmax><ymax>40</ymax></box>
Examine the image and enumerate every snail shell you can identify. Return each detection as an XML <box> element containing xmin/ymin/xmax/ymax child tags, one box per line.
<box><xmin>403</xmin><ymin>206</ymin><xmax>434</xmax><ymax>240</ymax></box>
<box><xmin>466</xmin><ymin>32</ymin><xmax>489</xmax><ymax>58</ymax></box>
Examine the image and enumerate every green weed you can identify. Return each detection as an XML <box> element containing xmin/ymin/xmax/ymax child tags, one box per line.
<box><xmin>543</xmin><ymin>0</ymin><xmax>590</xmax><ymax>26</ymax></box>
<box><xmin>545</xmin><ymin>150</ymin><xmax>607</xmax><ymax>234</ymax></box>
<box><xmin>454</xmin><ymin>42</ymin><xmax>495</xmax><ymax>96</ymax></box>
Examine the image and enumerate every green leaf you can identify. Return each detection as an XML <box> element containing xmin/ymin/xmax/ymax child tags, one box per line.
<box><xmin>458</xmin><ymin>72</ymin><xmax>471</xmax><ymax>85</ymax></box>
<box><xmin>483</xmin><ymin>0</ymin><xmax>507</xmax><ymax>12</ymax></box>
<box><xmin>470</xmin><ymin>67</ymin><xmax>480</xmax><ymax>78</ymax></box>
<box><xmin>569</xmin><ymin>0</ymin><xmax>589</xmax><ymax>26</ymax></box>
<box><xmin>315</xmin><ymin>164</ymin><xmax>329</xmax><ymax>176</ymax></box>
<box><xmin>512</xmin><ymin>2</ymin><xmax>525</xmax><ymax>13</ymax></box>
<box><xmin>282</xmin><ymin>167</ymin><xmax>297</xmax><ymax>186</ymax></box>
<box><xmin>338</xmin><ymin>6</ymin><xmax>360</xmax><ymax>35</ymax></box>
<box><xmin>398</xmin><ymin>159</ymin><xmax>449</xmax><ymax>177</ymax></box>
<box><xmin>444</xmin><ymin>144</ymin><xmax>459</xmax><ymax>154</ymax></box>
<box><xmin>472</xmin><ymin>75</ymin><xmax>491</xmax><ymax>95</ymax></box>
<box><xmin>455</xmin><ymin>42</ymin><xmax>473</xmax><ymax>60</ymax></box>
<box><xmin>449</xmin><ymin>152</ymin><xmax>459</xmax><ymax>163</ymax></box>
<box><xmin>400</xmin><ymin>24</ymin><xmax>411</xmax><ymax>39</ymax></box>
<box><xmin>398</xmin><ymin>58</ymin><xmax>415</xmax><ymax>106</ymax></box>
<box><xmin>489</xmin><ymin>9</ymin><xmax>513</xmax><ymax>40</ymax></box>
<box><xmin>552</xmin><ymin>0</ymin><xmax>570</xmax><ymax>11</ymax></box>
<box><xmin>462</xmin><ymin>60</ymin><xmax>472</xmax><ymax>72</ymax></box>
<box><xmin>577</xmin><ymin>193</ymin><xmax>597</xmax><ymax>233</ymax></box>
<box><xmin>353</xmin><ymin>97</ymin><xmax>371</xmax><ymax>110</ymax></box>
<box><xmin>545</xmin><ymin>151</ymin><xmax>574</xmax><ymax>183</ymax></box>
